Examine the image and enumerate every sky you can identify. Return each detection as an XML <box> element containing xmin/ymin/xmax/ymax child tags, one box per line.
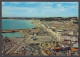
<box><xmin>2</xmin><ymin>2</ymin><xmax>78</xmax><ymax>17</ymax></box>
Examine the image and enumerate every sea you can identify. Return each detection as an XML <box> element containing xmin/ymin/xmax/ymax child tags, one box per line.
<box><xmin>2</xmin><ymin>19</ymin><xmax>35</xmax><ymax>30</ymax></box>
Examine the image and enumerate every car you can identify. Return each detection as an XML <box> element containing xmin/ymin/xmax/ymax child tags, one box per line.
<box><xmin>33</xmin><ymin>38</ymin><xmax>37</xmax><ymax>40</ymax></box>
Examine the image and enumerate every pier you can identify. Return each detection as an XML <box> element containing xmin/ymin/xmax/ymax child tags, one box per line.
<box><xmin>2</xmin><ymin>29</ymin><xmax>33</xmax><ymax>33</ymax></box>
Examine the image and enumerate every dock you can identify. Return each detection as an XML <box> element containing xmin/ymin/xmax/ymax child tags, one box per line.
<box><xmin>2</xmin><ymin>29</ymin><xmax>33</xmax><ymax>33</ymax></box>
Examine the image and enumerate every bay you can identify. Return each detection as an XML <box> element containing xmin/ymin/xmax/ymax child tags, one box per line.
<box><xmin>2</xmin><ymin>19</ymin><xmax>35</xmax><ymax>30</ymax></box>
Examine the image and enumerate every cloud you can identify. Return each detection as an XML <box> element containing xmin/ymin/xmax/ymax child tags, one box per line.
<box><xmin>2</xmin><ymin>2</ymin><xmax>5</xmax><ymax>5</ymax></box>
<box><xmin>41</xmin><ymin>2</ymin><xmax>53</xmax><ymax>6</ymax></box>
<box><xmin>2</xmin><ymin>2</ymin><xmax>78</xmax><ymax>17</ymax></box>
<box><xmin>60</xmin><ymin>7</ymin><xmax>65</xmax><ymax>12</ymax></box>
<box><xmin>56</xmin><ymin>4</ymin><xmax>65</xmax><ymax>12</ymax></box>
<box><xmin>69</xmin><ymin>5</ymin><xmax>78</xmax><ymax>9</ymax></box>
<box><xmin>2</xmin><ymin>6</ymin><xmax>36</xmax><ymax>11</ymax></box>
<box><xmin>55</xmin><ymin>2</ymin><xmax>78</xmax><ymax>5</ymax></box>
<box><xmin>45</xmin><ymin>6</ymin><xmax>52</xmax><ymax>8</ymax></box>
<box><xmin>57</xmin><ymin>4</ymin><xmax>62</xmax><ymax>7</ymax></box>
<box><xmin>11</xmin><ymin>2</ymin><xmax>20</xmax><ymax>4</ymax></box>
<box><xmin>28</xmin><ymin>10</ymin><xmax>32</xmax><ymax>12</ymax></box>
<box><xmin>2</xmin><ymin>6</ymin><xmax>38</xmax><ymax>15</ymax></box>
<box><xmin>26</xmin><ymin>2</ymin><xmax>37</xmax><ymax>4</ymax></box>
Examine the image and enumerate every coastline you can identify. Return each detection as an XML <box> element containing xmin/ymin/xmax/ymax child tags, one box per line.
<box><xmin>2</xmin><ymin>19</ymin><xmax>40</xmax><ymax>28</ymax></box>
<box><xmin>32</xmin><ymin>20</ymin><xmax>41</xmax><ymax>28</ymax></box>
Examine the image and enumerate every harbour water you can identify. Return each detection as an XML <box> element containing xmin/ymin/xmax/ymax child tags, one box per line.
<box><xmin>2</xmin><ymin>19</ymin><xmax>35</xmax><ymax>30</ymax></box>
<box><xmin>2</xmin><ymin>32</ymin><xmax>23</xmax><ymax>38</ymax></box>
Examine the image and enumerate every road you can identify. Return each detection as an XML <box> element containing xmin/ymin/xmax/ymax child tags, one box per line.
<box><xmin>39</xmin><ymin>22</ymin><xmax>61</xmax><ymax>41</ymax></box>
<box><xmin>6</xmin><ymin>31</ymin><xmax>32</xmax><ymax>54</ymax></box>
